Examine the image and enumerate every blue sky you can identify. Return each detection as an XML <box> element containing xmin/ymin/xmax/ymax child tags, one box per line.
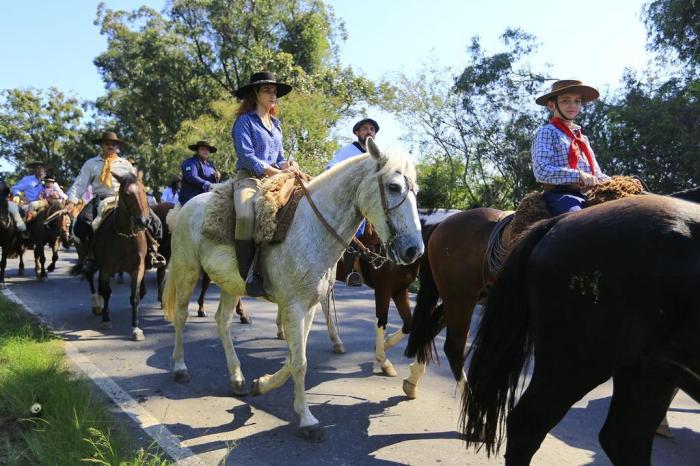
<box><xmin>1</xmin><ymin>0</ymin><xmax>652</xmax><ymax>150</ymax></box>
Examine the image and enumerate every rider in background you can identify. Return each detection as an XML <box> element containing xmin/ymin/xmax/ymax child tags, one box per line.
<box><xmin>179</xmin><ymin>141</ymin><xmax>220</xmax><ymax>205</ymax></box>
<box><xmin>532</xmin><ymin>80</ymin><xmax>610</xmax><ymax>215</ymax></box>
<box><xmin>161</xmin><ymin>174</ymin><xmax>182</xmax><ymax>204</ymax></box>
<box><xmin>327</xmin><ymin>117</ymin><xmax>380</xmax><ymax>287</ymax></box>
<box><xmin>231</xmin><ymin>71</ymin><xmax>298</xmax><ymax>297</ymax></box>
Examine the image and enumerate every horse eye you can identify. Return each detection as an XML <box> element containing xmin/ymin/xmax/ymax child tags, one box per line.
<box><xmin>387</xmin><ymin>183</ymin><xmax>402</xmax><ymax>193</ymax></box>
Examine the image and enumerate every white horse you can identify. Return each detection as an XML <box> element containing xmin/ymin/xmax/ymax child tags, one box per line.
<box><xmin>162</xmin><ymin>138</ymin><xmax>423</xmax><ymax>441</ymax></box>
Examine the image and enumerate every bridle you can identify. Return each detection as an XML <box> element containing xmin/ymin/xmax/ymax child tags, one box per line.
<box><xmin>295</xmin><ymin>171</ymin><xmax>415</xmax><ymax>269</ymax></box>
<box><xmin>116</xmin><ymin>187</ymin><xmax>148</xmax><ymax>238</ymax></box>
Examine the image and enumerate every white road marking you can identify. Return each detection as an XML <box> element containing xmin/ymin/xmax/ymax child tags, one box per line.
<box><xmin>1</xmin><ymin>287</ymin><xmax>205</xmax><ymax>466</ymax></box>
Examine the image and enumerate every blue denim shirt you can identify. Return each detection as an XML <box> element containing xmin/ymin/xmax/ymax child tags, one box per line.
<box><xmin>232</xmin><ymin>111</ymin><xmax>285</xmax><ymax>177</ymax></box>
<box><xmin>11</xmin><ymin>175</ymin><xmax>44</xmax><ymax>202</ymax></box>
<box><xmin>179</xmin><ymin>156</ymin><xmax>217</xmax><ymax>205</ymax></box>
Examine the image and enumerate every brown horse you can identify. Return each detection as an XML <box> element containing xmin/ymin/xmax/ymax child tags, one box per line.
<box><xmin>152</xmin><ymin>201</ymin><xmax>250</xmax><ymax>322</ymax></box>
<box><xmin>27</xmin><ymin>201</ymin><xmax>72</xmax><ymax>279</ymax></box>
<box><xmin>0</xmin><ymin>182</ymin><xmax>26</xmax><ymax>283</ymax></box>
<box><xmin>74</xmin><ymin>172</ymin><xmax>150</xmax><ymax>341</ymax></box>
<box><xmin>319</xmin><ymin>210</ymin><xmax>457</xmax><ymax>375</ymax></box>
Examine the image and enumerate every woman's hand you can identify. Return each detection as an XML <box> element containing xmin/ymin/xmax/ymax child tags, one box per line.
<box><xmin>281</xmin><ymin>160</ymin><xmax>300</xmax><ymax>174</ymax></box>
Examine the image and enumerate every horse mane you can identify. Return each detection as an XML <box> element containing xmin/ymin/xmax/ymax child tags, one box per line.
<box><xmin>315</xmin><ymin>150</ymin><xmax>417</xmax><ymax>188</ymax></box>
<box><xmin>669</xmin><ymin>186</ymin><xmax>700</xmax><ymax>204</ymax></box>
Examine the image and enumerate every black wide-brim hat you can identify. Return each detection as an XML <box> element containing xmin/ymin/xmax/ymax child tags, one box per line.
<box><xmin>93</xmin><ymin>131</ymin><xmax>128</xmax><ymax>146</ymax></box>
<box><xmin>234</xmin><ymin>71</ymin><xmax>293</xmax><ymax>100</ymax></box>
<box><xmin>353</xmin><ymin>118</ymin><xmax>380</xmax><ymax>133</ymax></box>
<box><xmin>188</xmin><ymin>140</ymin><xmax>218</xmax><ymax>153</ymax></box>
<box><xmin>27</xmin><ymin>160</ymin><xmax>46</xmax><ymax>168</ymax></box>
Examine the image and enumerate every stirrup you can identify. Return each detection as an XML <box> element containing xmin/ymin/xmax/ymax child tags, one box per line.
<box><xmin>148</xmin><ymin>252</ymin><xmax>167</xmax><ymax>269</ymax></box>
<box><xmin>346</xmin><ymin>270</ymin><xmax>363</xmax><ymax>287</ymax></box>
<box><xmin>245</xmin><ymin>271</ymin><xmax>264</xmax><ymax>297</ymax></box>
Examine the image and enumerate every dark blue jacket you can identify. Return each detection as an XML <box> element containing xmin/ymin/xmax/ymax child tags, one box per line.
<box><xmin>179</xmin><ymin>156</ymin><xmax>218</xmax><ymax>205</ymax></box>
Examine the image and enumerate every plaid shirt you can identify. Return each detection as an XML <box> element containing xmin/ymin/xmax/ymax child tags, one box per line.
<box><xmin>531</xmin><ymin>123</ymin><xmax>609</xmax><ymax>185</ymax></box>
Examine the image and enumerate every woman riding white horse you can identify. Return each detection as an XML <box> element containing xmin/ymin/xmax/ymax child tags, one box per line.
<box><xmin>162</xmin><ymin>137</ymin><xmax>423</xmax><ymax>441</ymax></box>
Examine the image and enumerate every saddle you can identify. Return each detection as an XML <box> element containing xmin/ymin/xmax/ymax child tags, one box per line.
<box><xmin>91</xmin><ymin>196</ymin><xmax>118</xmax><ymax>232</ymax></box>
<box><xmin>201</xmin><ymin>172</ymin><xmax>310</xmax><ymax>245</ymax></box>
<box><xmin>486</xmin><ymin>176</ymin><xmax>646</xmax><ymax>275</ymax></box>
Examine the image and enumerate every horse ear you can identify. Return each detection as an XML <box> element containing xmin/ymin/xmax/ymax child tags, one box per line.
<box><xmin>110</xmin><ymin>170</ymin><xmax>125</xmax><ymax>186</ymax></box>
<box><xmin>366</xmin><ymin>137</ymin><xmax>387</xmax><ymax>165</ymax></box>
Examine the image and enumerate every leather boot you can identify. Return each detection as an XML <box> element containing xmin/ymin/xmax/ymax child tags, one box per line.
<box><xmin>234</xmin><ymin>239</ymin><xmax>264</xmax><ymax>297</ymax></box>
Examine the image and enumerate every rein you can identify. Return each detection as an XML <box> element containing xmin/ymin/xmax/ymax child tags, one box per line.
<box><xmin>294</xmin><ymin>172</ymin><xmax>411</xmax><ymax>270</ymax></box>
<box><xmin>115</xmin><ymin>193</ymin><xmax>144</xmax><ymax>238</ymax></box>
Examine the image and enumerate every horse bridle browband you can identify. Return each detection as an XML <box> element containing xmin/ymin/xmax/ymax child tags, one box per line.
<box><xmin>295</xmin><ymin>171</ymin><xmax>415</xmax><ymax>269</ymax></box>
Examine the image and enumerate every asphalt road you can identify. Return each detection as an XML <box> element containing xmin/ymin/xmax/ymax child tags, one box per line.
<box><xmin>3</xmin><ymin>249</ymin><xmax>699</xmax><ymax>465</ymax></box>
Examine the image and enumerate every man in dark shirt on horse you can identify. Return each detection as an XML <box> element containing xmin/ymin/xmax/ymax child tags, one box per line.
<box><xmin>179</xmin><ymin>141</ymin><xmax>220</xmax><ymax>205</ymax></box>
<box><xmin>66</xmin><ymin>131</ymin><xmax>166</xmax><ymax>272</ymax></box>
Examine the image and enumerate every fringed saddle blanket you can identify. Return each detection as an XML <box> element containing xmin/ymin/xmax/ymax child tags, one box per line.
<box><xmin>201</xmin><ymin>172</ymin><xmax>310</xmax><ymax>245</ymax></box>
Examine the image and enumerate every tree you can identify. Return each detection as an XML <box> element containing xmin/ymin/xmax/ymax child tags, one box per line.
<box><xmin>0</xmin><ymin>88</ymin><xmax>87</xmax><ymax>185</ymax></box>
<box><xmin>644</xmin><ymin>0</ymin><xmax>700</xmax><ymax>73</ymax></box>
<box><xmin>390</xmin><ymin>29</ymin><xmax>545</xmax><ymax>209</ymax></box>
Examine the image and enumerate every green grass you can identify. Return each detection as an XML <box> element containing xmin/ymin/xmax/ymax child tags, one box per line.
<box><xmin>0</xmin><ymin>296</ymin><xmax>170</xmax><ymax>466</ymax></box>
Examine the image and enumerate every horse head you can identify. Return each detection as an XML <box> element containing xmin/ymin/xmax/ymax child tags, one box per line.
<box><xmin>356</xmin><ymin>137</ymin><xmax>424</xmax><ymax>265</ymax></box>
<box><xmin>42</xmin><ymin>201</ymin><xmax>72</xmax><ymax>246</ymax></box>
<box><xmin>112</xmin><ymin>170</ymin><xmax>151</xmax><ymax>232</ymax></box>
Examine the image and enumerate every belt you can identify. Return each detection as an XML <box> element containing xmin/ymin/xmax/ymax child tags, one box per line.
<box><xmin>542</xmin><ymin>183</ymin><xmax>583</xmax><ymax>192</ymax></box>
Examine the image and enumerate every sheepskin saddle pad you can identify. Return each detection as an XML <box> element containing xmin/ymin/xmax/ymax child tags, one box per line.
<box><xmin>201</xmin><ymin>172</ymin><xmax>309</xmax><ymax>245</ymax></box>
<box><xmin>485</xmin><ymin>176</ymin><xmax>646</xmax><ymax>275</ymax></box>
<box><xmin>91</xmin><ymin>196</ymin><xmax>119</xmax><ymax>233</ymax></box>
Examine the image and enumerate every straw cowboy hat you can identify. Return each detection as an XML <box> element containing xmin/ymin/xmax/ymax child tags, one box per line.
<box><xmin>353</xmin><ymin>118</ymin><xmax>380</xmax><ymax>133</ymax></box>
<box><xmin>93</xmin><ymin>131</ymin><xmax>128</xmax><ymax>146</ymax></box>
<box><xmin>535</xmin><ymin>80</ymin><xmax>600</xmax><ymax>106</ymax></box>
<box><xmin>188</xmin><ymin>140</ymin><xmax>218</xmax><ymax>153</ymax></box>
<box><xmin>234</xmin><ymin>71</ymin><xmax>293</xmax><ymax>99</ymax></box>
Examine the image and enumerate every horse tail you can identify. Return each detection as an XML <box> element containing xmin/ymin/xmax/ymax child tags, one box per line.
<box><xmin>460</xmin><ymin>215</ymin><xmax>562</xmax><ymax>455</ymax></box>
<box><xmin>404</xmin><ymin>225</ymin><xmax>442</xmax><ymax>363</ymax></box>
<box><xmin>165</xmin><ymin>202</ymin><xmax>182</xmax><ymax>232</ymax></box>
<box><xmin>162</xmin><ymin>267</ymin><xmax>177</xmax><ymax>322</ymax></box>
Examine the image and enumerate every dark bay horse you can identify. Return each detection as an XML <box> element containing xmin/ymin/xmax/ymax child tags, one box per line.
<box><xmin>0</xmin><ymin>182</ymin><xmax>25</xmax><ymax>284</ymax></box>
<box><xmin>152</xmin><ymin>201</ymin><xmax>250</xmax><ymax>322</ymax></box>
<box><xmin>76</xmin><ymin>173</ymin><xmax>150</xmax><ymax>341</ymax></box>
<box><xmin>28</xmin><ymin>201</ymin><xmax>72</xmax><ymax>279</ymax></box>
<box><xmin>462</xmin><ymin>191</ymin><xmax>700</xmax><ymax>466</ymax></box>
<box><xmin>321</xmin><ymin>210</ymin><xmax>457</xmax><ymax>375</ymax></box>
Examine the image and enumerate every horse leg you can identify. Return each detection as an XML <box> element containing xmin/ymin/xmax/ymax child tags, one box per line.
<box><xmin>129</xmin><ymin>268</ymin><xmax>146</xmax><ymax>341</ymax></box>
<box><xmin>403</xmin><ymin>304</ymin><xmax>447</xmax><ymax>399</ymax></box>
<box><xmin>215</xmin><ymin>292</ymin><xmax>247</xmax><ymax>395</ymax></box>
<box><xmin>443</xmin><ymin>294</ymin><xmax>479</xmax><ymax>393</ymax></box>
<box><xmin>373</xmin><ymin>289</ymin><xmax>397</xmax><ymax>377</ymax></box>
<box><xmin>157</xmin><ymin>265</ymin><xmax>165</xmax><ymax>307</ymax></box>
<box><xmin>98</xmin><ymin>271</ymin><xmax>112</xmax><ymax>330</ymax></box>
<box><xmin>196</xmin><ymin>272</ymin><xmax>211</xmax><ymax>317</ymax></box>
<box><xmin>87</xmin><ymin>268</ymin><xmax>102</xmax><ymax>315</ymax></box>
<box><xmin>171</xmin><ymin>271</ymin><xmax>198</xmax><ymax>383</ymax></box>
<box><xmin>17</xmin><ymin>250</ymin><xmax>24</xmax><ymax>276</ymax></box>
<box><xmin>236</xmin><ymin>299</ymin><xmax>252</xmax><ymax>324</ymax></box>
<box><xmin>504</xmin><ymin>367</ymin><xmax>607</xmax><ymax>466</ymax></box>
<box><xmin>47</xmin><ymin>241</ymin><xmax>58</xmax><ymax>272</ymax></box>
<box><xmin>33</xmin><ymin>244</ymin><xmax>41</xmax><ymax>279</ymax></box>
<box><xmin>320</xmin><ymin>286</ymin><xmax>344</xmax><ymax>354</ymax></box>
<box><xmin>0</xmin><ymin>249</ymin><xmax>7</xmax><ymax>284</ymax></box>
<box><xmin>276</xmin><ymin>308</ymin><xmax>285</xmax><ymax>340</ymax></box>
<box><xmin>598</xmin><ymin>365</ymin><xmax>677</xmax><ymax>466</ymax></box>
<box><xmin>384</xmin><ymin>288</ymin><xmax>412</xmax><ymax>351</ymax></box>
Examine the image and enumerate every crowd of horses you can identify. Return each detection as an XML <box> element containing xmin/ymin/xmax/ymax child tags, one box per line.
<box><xmin>0</xmin><ymin>141</ymin><xmax>698</xmax><ymax>464</ymax></box>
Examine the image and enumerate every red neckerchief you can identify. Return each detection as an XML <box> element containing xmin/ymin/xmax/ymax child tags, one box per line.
<box><xmin>550</xmin><ymin>117</ymin><xmax>596</xmax><ymax>175</ymax></box>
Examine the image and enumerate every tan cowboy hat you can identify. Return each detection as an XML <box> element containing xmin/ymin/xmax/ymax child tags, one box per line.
<box><xmin>535</xmin><ymin>80</ymin><xmax>600</xmax><ymax>106</ymax></box>
<box><xmin>188</xmin><ymin>140</ymin><xmax>218</xmax><ymax>153</ymax></box>
<box><xmin>93</xmin><ymin>131</ymin><xmax>128</xmax><ymax>146</ymax></box>
<box><xmin>234</xmin><ymin>71</ymin><xmax>293</xmax><ymax>99</ymax></box>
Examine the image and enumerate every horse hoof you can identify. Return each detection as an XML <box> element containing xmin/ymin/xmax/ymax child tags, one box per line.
<box><xmin>403</xmin><ymin>379</ymin><xmax>417</xmax><ymax>399</ymax></box>
<box><xmin>47</xmin><ymin>264</ymin><xmax>55</xmax><ymax>272</ymax></box>
<box><xmin>332</xmin><ymin>343</ymin><xmax>346</xmax><ymax>354</ymax></box>
<box><xmin>239</xmin><ymin>315</ymin><xmax>253</xmax><ymax>324</ymax></box>
<box><xmin>99</xmin><ymin>321</ymin><xmax>112</xmax><ymax>330</ymax></box>
<box><xmin>92</xmin><ymin>307</ymin><xmax>102</xmax><ymax>316</ymax></box>
<box><xmin>300</xmin><ymin>424</ymin><xmax>326</xmax><ymax>443</ymax></box>
<box><xmin>251</xmin><ymin>379</ymin><xmax>262</xmax><ymax>396</ymax></box>
<box><xmin>276</xmin><ymin>331</ymin><xmax>285</xmax><ymax>340</ymax></box>
<box><xmin>197</xmin><ymin>310</ymin><xmax>207</xmax><ymax>318</ymax></box>
<box><xmin>173</xmin><ymin>370</ymin><xmax>190</xmax><ymax>383</ymax></box>
<box><xmin>231</xmin><ymin>380</ymin><xmax>248</xmax><ymax>396</ymax></box>
<box><xmin>656</xmin><ymin>424</ymin><xmax>674</xmax><ymax>438</ymax></box>
<box><xmin>381</xmin><ymin>363</ymin><xmax>398</xmax><ymax>377</ymax></box>
<box><xmin>131</xmin><ymin>328</ymin><xmax>145</xmax><ymax>341</ymax></box>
